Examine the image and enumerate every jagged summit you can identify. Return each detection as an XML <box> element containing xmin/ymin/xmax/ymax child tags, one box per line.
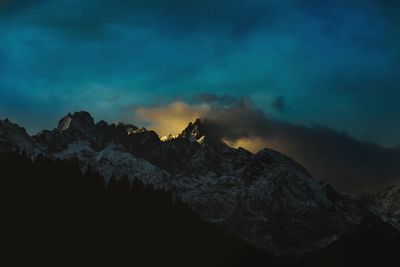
<box><xmin>160</xmin><ymin>133</ymin><xmax>177</xmax><ymax>142</ymax></box>
<box><xmin>57</xmin><ymin>111</ymin><xmax>95</xmax><ymax>132</ymax></box>
<box><xmin>179</xmin><ymin>118</ymin><xmax>205</xmax><ymax>140</ymax></box>
<box><xmin>115</xmin><ymin>122</ymin><xmax>138</xmax><ymax>135</ymax></box>
<box><xmin>179</xmin><ymin>118</ymin><xmax>211</xmax><ymax>145</ymax></box>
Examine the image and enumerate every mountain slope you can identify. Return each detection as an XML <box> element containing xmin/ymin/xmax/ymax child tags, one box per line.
<box><xmin>364</xmin><ymin>185</ymin><xmax>400</xmax><ymax>230</ymax></box>
<box><xmin>0</xmin><ymin>119</ymin><xmax>43</xmax><ymax>154</ymax></box>
<box><xmin>0</xmin><ymin>152</ymin><xmax>269</xmax><ymax>267</ymax></box>
<box><xmin>2</xmin><ymin>152</ymin><xmax>399</xmax><ymax>267</ymax></box>
<box><xmin>0</xmin><ymin>111</ymin><xmax>399</xmax><ymax>256</ymax></box>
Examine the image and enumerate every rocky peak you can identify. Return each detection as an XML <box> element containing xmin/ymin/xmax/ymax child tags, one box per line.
<box><xmin>33</xmin><ymin>111</ymin><xmax>98</xmax><ymax>152</ymax></box>
<box><xmin>160</xmin><ymin>133</ymin><xmax>176</xmax><ymax>142</ymax></box>
<box><xmin>57</xmin><ymin>111</ymin><xmax>95</xmax><ymax>132</ymax></box>
<box><xmin>179</xmin><ymin>118</ymin><xmax>207</xmax><ymax>141</ymax></box>
<box><xmin>95</xmin><ymin>120</ymin><xmax>109</xmax><ymax>128</ymax></box>
<box><xmin>133</xmin><ymin>127</ymin><xmax>148</xmax><ymax>134</ymax></box>
<box><xmin>0</xmin><ymin>118</ymin><xmax>26</xmax><ymax>134</ymax></box>
<box><xmin>0</xmin><ymin>118</ymin><xmax>42</xmax><ymax>154</ymax></box>
<box><xmin>116</xmin><ymin>122</ymin><xmax>138</xmax><ymax>135</ymax></box>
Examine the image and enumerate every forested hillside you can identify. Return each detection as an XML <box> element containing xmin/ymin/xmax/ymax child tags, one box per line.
<box><xmin>1</xmin><ymin>152</ymin><xmax>398</xmax><ymax>267</ymax></box>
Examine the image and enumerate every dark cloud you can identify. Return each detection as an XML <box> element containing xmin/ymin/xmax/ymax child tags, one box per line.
<box><xmin>191</xmin><ymin>94</ymin><xmax>239</xmax><ymax>107</ymax></box>
<box><xmin>269</xmin><ymin>123</ymin><xmax>400</xmax><ymax>194</ymax></box>
<box><xmin>203</xmin><ymin>104</ymin><xmax>274</xmax><ymax>141</ymax></box>
<box><xmin>0</xmin><ymin>0</ymin><xmax>48</xmax><ymax>16</ymax></box>
<box><xmin>195</xmin><ymin>96</ymin><xmax>400</xmax><ymax>194</ymax></box>
<box><xmin>272</xmin><ymin>96</ymin><xmax>287</xmax><ymax>113</ymax></box>
<box><xmin>1</xmin><ymin>0</ymin><xmax>274</xmax><ymax>41</ymax></box>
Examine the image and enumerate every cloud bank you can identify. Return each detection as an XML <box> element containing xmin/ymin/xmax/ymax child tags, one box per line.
<box><xmin>134</xmin><ymin>95</ymin><xmax>400</xmax><ymax>194</ymax></box>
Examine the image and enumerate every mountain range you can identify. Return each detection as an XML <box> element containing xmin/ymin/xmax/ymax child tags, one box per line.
<box><xmin>0</xmin><ymin>111</ymin><xmax>399</xmax><ymax>257</ymax></box>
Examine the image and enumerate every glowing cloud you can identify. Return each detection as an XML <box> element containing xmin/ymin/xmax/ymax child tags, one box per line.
<box><xmin>134</xmin><ymin>101</ymin><xmax>210</xmax><ymax>136</ymax></box>
<box><xmin>224</xmin><ymin>137</ymin><xmax>281</xmax><ymax>154</ymax></box>
<box><xmin>133</xmin><ymin>98</ymin><xmax>400</xmax><ymax>194</ymax></box>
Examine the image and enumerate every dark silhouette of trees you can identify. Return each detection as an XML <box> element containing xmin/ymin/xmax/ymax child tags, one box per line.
<box><xmin>0</xmin><ymin>151</ymin><xmax>399</xmax><ymax>267</ymax></box>
<box><xmin>0</xmin><ymin>151</ymin><xmax>272</xmax><ymax>267</ymax></box>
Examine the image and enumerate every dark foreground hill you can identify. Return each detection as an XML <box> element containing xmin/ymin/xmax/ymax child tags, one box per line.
<box><xmin>1</xmin><ymin>151</ymin><xmax>399</xmax><ymax>267</ymax></box>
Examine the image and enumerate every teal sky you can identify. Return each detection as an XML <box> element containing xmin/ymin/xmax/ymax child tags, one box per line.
<box><xmin>1</xmin><ymin>0</ymin><xmax>400</xmax><ymax>147</ymax></box>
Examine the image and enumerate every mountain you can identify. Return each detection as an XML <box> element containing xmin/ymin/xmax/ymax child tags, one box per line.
<box><xmin>363</xmin><ymin>185</ymin><xmax>400</xmax><ymax>230</ymax></box>
<box><xmin>0</xmin><ymin>111</ymin><xmax>399</xmax><ymax>257</ymax></box>
<box><xmin>0</xmin><ymin>118</ymin><xmax>43</xmax><ymax>154</ymax></box>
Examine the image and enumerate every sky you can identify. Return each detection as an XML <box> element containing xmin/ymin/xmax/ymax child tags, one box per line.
<box><xmin>1</xmin><ymin>0</ymin><xmax>400</xmax><ymax>193</ymax></box>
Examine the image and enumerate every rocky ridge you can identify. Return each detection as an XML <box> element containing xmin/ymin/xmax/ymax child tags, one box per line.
<box><xmin>0</xmin><ymin>111</ymin><xmax>399</xmax><ymax>256</ymax></box>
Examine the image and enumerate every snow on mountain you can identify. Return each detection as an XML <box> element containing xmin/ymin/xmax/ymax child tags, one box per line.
<box><xmin>364</xmin><ymin>185</ymin><xmax>400</xmax><ymax>230</ymax></box>
<box><xmin>54</xmin><ymin>142</ymin><xmax>170</xmax><ymax>189</ymax></box>
<box><xmin>57</xmin><ymin>111</ymin><xmax>95</xmax><ymax>132</ymax></box>
<box><xmin>159</xmin><ymin>143</ymin><xmax>364</xmax><ymax>255</ymax></box>
<box><xmin>0</xmin><ymin>111</ymin><xmax>399</xmax><ymax>256</ymax></box>
<box><xmin>160</xmin><ymin>133</ymin><xmax>177</xmax><ymax>142</ymax></box>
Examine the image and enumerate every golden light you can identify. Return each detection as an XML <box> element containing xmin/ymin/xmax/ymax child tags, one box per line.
<box><xmin>134</xmin><ymin>101</ymin><xmax>210</xmax><ymax>136</ymax></box>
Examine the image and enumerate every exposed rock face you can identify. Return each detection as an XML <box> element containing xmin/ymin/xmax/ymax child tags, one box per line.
<box><xmin>0</xmin><ymin>119</ymin><xmax>43</xmax><ymax>155</ymax></box>
<box><xmin>364</xmin><ymin>185</ymin><xmax>400</xmax><ymax>230</ymax></box>
<box><xmin>35</xmin><ymin>112</ymin><xmax>131</xmax><ymax>152</ymax></box>
<box><xmin>57</xmin><ymin>111</ymin><xmax>95</xmax><ymax>132</ymax></box>
<box><xmin>0</xmin><ymin>111</ymin><xmax>399</xmax><ymax>256</ymax></box>
<box><xmin>179</xmin><ymin>118</ymin><xmax>206</xmax><ymax>140</ymax></box>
